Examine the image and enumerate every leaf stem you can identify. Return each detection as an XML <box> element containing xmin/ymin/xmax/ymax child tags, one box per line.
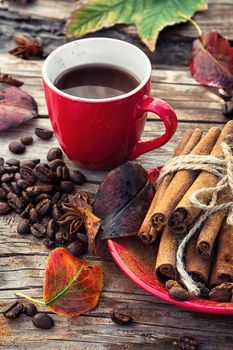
<box><xmin>15</xmin><ymin>292</ymin><xmax>45</xmax><ymax>305</ymax></box>
<box><xmin>176</xmin><ymin>11</ymin><xmax>202</xmax><ymax>37</ymax></box>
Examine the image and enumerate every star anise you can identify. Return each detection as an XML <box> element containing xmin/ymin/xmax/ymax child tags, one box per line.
<box><xmin>58</xmin><ymin>193</ymin><xmax>91</xmax><ymax>236</ymax></box>
<box><xmin>0</xmin><ymin>73</ymin><xmax>23</xmax><ymax>87</ymax></box>
<box><xmin>9</xmin><ymin>35</ymin><xmax>43</xmax><ymax>59</ymax></box>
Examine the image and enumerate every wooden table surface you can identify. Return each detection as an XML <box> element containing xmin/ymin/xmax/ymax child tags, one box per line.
<box><xmin>0</xmin><ymin>1</ymin><xmax>233</xmax><ymax>349</ymax></box>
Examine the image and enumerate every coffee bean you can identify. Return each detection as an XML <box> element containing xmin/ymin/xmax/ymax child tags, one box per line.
<box><xmin>43</xmin><ymin>238</ymin><xmax>55</xmax><ymax>249</ymax></box>
<box><xmin>56</xmin><ymin>165</ymin><xmax>70</xmax><ymax>180</ymax></box>
<box><xmin>51</xmin><ymin>191</ymin><xmax>62</xmax><ymax>205</ymax></box>
<box><xmin>14</xmin><ymin>172</ymin><xmax>21</xmax><ymax>181</ymax></box>
<box><xmin>11</xmin><ymin>182</ymin><xmax>21</xmax><ymax>195</ymax></box>
<box><xmin>1</xmin><ymin>173</ymin><xmax>14</xmax><ymax>182</ymax></box>
<box><xmin>76</xmin><ymin>232</ymin><xmax>88</xmax><ymax>244</ymax></box>
<box><xmin>36</xmin><ymin>198</ymin><xmax>52</xmax><ymax>217</ymax></box>
<box><xmin>168</xmin><ymin>287</ymin><xmax>190</xmax><ymax>301</ymax></box>
<box><xmin>60</xmin><ymin>181</ymin><xmax>74</xmax><ymax>193</ymax></box>
<box><xmin>9</xmin><ymin>141</ymin><xmax>25</xmax><ymax>154</ymax></box>
<box><xmin>34</xmin><ymin>164</ymin><xmax>57</xmax><ymax>183</ymax></box>
<box><xmin>31</xmin><ymin>223</ymin><xmax>46</xmax><ymax>238</ymax></box>
<box><xmin>32</xmin><ymin>158</ymin><xmax>41</xmax><ymax>165</ymax></box>
<box><xmin>20</xmin><ymin>203</ymin><xmax>33</xmax><ymax>218</ymax></box>
<box><xmin>35</xmin><ymin>127</ymin><xmax>53</xmax><ymax>140</ymax></box>
<box><xmin>24</xmin><ymin>303</ymin><xmax>37</xmax><ymax>317</ymax></box>
<box><xmin>20</xmin><ymin>160</ymin><xmax>35</xmax><ymax>169</ymax></box>
<box><xmin>21</xmin><ymin>191</ymin><xmax>33</xmax><ymax>203</ymax></box>
<box><xmin>111</xmin><ymin>311</ymin><xmax>133</xmax><ymax>325</ymax></box>
<box><xmin>51</xmin><ymin>204</ymin><xmax>61</xmax><ymax>219</ymax></box>
<box><xmin>4</xmin><ymin>165</ymin><xmax>19</xmax><ymax>173</ymax></box>
<box><xmin>69</xmin><ymin>170</ymin><xmax>86</xmax><ymax>185</ymax></box>
<box><xmin>49</xmin><ymin>159</ymin><xmax>65</xmax><ymax>171</ymax></box>
<box><xmin>0</xmin><ymin>157</ymin><xmax>4</xmax><ymax>166</ymax></box>
<box><xmin>35</xmin><ymin>194</ymin><xmax>51</xmax><ymax>204</ymax></box>
<box><xmin>0</xmin><ymin>188</ymin><xmax>7</xmax><ymax>201</ymax></box>
<box><xmin>7</xmin><ymin>192</ymin><xmax>25</xmax><ymax>213</ymax></box>
<box><xmin>17</xmin><ymin>179</ymin><xmax>32</xmax><ymax>190</ymax></box>
<box><xmin>47</xmin><ymin>147</ymin><xmax>63</xmax><ymax>161</ymax></box>
<box><xmin>67</xmin><ymin>241</ymin><xmax>87</xmax><ymax>257</ymax></box>
<box><xmin>0</xmin><ymin>201</ymin><xmax>11</xmax><ymax>215</ymax></box>
<box><xmin>26</xmin><ymin>185</ymin><xmax>55</xmax><ymax>197</ymax></box>
<box><xmin>0</xmin><ymin>166</ymin><xmax>5</xmax><ymax>175</ymax></box>
<box><xmin>3</xmin><ymin>302</ymin><xmax>24</xmax><ymax>319</ymax></box>
<box><xmin>20</xmin><ymin>166</ymin><xmax>36</xmax><ymax>183</ymax></box>
<box><xmin>6</xmin><ymin>159</ymin><xmax>20</xmax><ymax>167</ymax></box>
<box><xmin>41</xmin><ymin>216</ymin><xmax>50</xmax><ymax>227</ymax></box>
<box><xmin>29</xmin><ymin>207</ymin><xmax>39</xmax><ymax>223</ymax></box>
<box><xmin>33</xmin><ymin>313</ymin><xmax>54</xmax><ymax>329</ymax></box>
<box><xmin>46</xmin><ymin>219</ymin><xmax>58</xmax><ymax>240</ymax></box>
<box><xmin>17</xmin><ymin>219</ymin><xmax>31</xmax><ymax>235</ymax></box>
<box><xmin>55</xmin><ymin>231</ymin><xmax>64</xmax><ymax>243</ymax></box>
<box><xmin>20</xmin><ymin>135</ymin><xmax>33</xmax><ymax>145</ymax></box>
<box><xmin>1</xmin><ymin>182</ymin><xmax>11</xmax><ymax>193</ymax></box>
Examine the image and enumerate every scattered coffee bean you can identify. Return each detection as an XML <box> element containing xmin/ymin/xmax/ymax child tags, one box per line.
<box><xmin>35</xmin><ymin>194</ymin><xmax>51</xmax><ymax>204</ymax></box>
<box><xmin>0</xmin><ymin>157</ymin><xmax>4</xmax><ymax>166</ymax></box>
<box><xmin>0</xmin><ymin>188</ymin><xmax>7</xmax><ymax>201</ymax></box>
<box><xmin>49</xmin><ymin>159</ymin><xmax>65</xmax><ymax>171</ymax></box>
<box><xmin>47</xmin><ymin>147</ymin><xmax>63</xmax><ymax>161</ymax></box>
<box><xmin>17</xmin><ymin>179</ymin><xmax>32</xmax><ymax>190</ymax></box>
<box><xmin>34</xmin><ymin>164</ymin><xmax>57</xmax><ymax>183</ymax></box>
<box><xmin>36</xmin><ymin>198</ymin><xmax>52</xmax><ymax>217</ymax></box>
<box><xmin>21</xmin><ymin>191</ymin><xmax>32</xmax><ymax>204</ymax></box>
<box><xmin>46</xmin><ymin>218</ymin><xmax>58</xmax><ymax>240</ymax></box>
<box><xmin>14</xmin><ymin>172</ymin><xmax>21</xmax><ymax>181</ymax></box>
<box><xmin>7</xmin><ymin>192</ymin><xmax>25</xmax><ymax>213</ymax></box>
<box><xmin>24</xmin><ymin>303</ymin><xmax>37</xmax><ymax>317</ymax></box>
<box><xmin>9</xmin><ymin>141</ymin><xmax>25</xmax><ymax>154</ymax></box>
<box><xmin>17</xmin><ymin>219</ymin><xmax>31</xmax><ymax>235</ymax></box>
<box><xmin>6</xmin><ymin>159</ymin><xmax>20</xmax><ymax>167</ymax></box>
<box><xmin>60</xmin><ymin>181</ymin><xmax>73</xmax><ymax>193</ymax></box>
<box><xmin>0</xmin><ymin>201</ymin><xmax>11</xmax><ymax>215</ymax></box>
<box><xmin>43</xmin><ymin>237</ymin><xmax>55</xmax><ymax>249</ymax></box>
<box><xmin>20</xmin><ymin>166</ymin><xmax>36</xmax><ymax>183</ymax></box>
<box><xmin>168</xmin><ymin>287</ymin><xmax>190</xmax><ymax>301</ymax></box>
<box><xmin>20</xmin><ymin>203</ymin><xmax>33</xmax><ymax>218</ymax></box>
<box><xmin>20</xmin><ymin>160</ymin><xmax>36</xmax><ymax>169</ymax></box>
<box><xmin>56</xmin><ymin>165</ymin><xmax>70</xmax><ymax>180</ymax></box>
<box><xmin>20</xmin><ymin>135</ymin><xmax>33</xmax><ymax>145</ymax></box>
<box><xmin>31</xmin><ymin>223</ymin><xmax>46</xmax><ymax>238</ymax></box>
<box><xmin>69</xmin><ymin>169</ymin><xmax>86</xmax><ymax>185</ymax></box>
<box><xmin>35</xmin><ymin>127</ymin><xmax>53</xmax><ymax>140</ymax></box>
<box><xmin>26</xmin><ymin>185</ymin><xmax>55</xmax><ymax>197</ymax></box>
<box><xmin>67</xmin><ymin>241</ymin><xmax>87</xmax><ymax>257</ymax></box>
<box><xmin>76</xmin><ymin>232</ymin><xmax>88</xmax><ymax>244</ymax></box>
<box><xmin>51</xmin><ymin>191</ymin><xmax>62</xmax><ymax>205</ymax></box>
<box><xmin>3</xmin><ymin>302</ymin><xmax>24</xmax><ymax>319</ymax></box>
<box><xmin>4</xmin><ymin>165</ymin><xmax>19</xmax><ymax>173</ymax></box>
<box><xmin>11</xmin><ymin>182</ymin><xmax>21</xmax><ymax>195</ymax></box>
<box><xmin>111</xmin><ymin>311</ymin><xmax>133</xmax><ymax>325</ymax></box>
<box><xmin>1</xmin><ymin>173</ymin><xmax>14</xmax><ymax>182</ymax></box>
<box><xmin>2</xmin><ymin>182</ymin><xmax>11</xmax><ymax>193</ymax></box>
<box><xmin>41</xmin><ymin>216</ymin><xmax>50</xmax><ymax>227</ymax></box>
<box><xmin>32</xmin><ymin>313</ymin><xmax>54</xmax><ymax>330</ymax></box>
<box><xmin>29</xmin><ymin>207</ymin><xmax>39</xmax><ymax>223</ymax></box>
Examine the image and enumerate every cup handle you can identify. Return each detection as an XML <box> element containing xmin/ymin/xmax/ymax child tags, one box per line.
<box><xmin>128</xmin><ymin>96</ymin><xmax>177</xmax><ymax>160</ymax></box>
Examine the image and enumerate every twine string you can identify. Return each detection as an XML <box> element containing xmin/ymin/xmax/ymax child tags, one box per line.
<box><xmin>156</xmin><ymin>142</ymin><xmax>233</xmax><ymax>296</ymax></box>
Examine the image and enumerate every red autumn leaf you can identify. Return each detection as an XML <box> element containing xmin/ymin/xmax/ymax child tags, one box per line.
<box><xmin>0</xmin><ymin>82</ymin><xmax>38</xmax><ymax>131</ymax></box>
<box><xmin>43</xmin><ymin>247</ymin><xmax>104</xmax><ymax>316</ymax></box>
<box><xmin>190</xmin><ymin>30</ymin><xmax>233</xmax><ymax>91</ymax></box>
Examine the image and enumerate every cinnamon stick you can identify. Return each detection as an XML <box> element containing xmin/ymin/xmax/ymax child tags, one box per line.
<box><xmin>151</xmin><ymin>127</ymin><xmax>221</xmax><ymax>232</ymax></box>
<box><xmin>196</xmin><ymin>189</ymin><xmax>229</xmax><ymax>259</ymax></box>
<box><xmin>210</xmin><ymin>220</ymin><xmax>233</xmax><ymax>287</ymax></box>
<box><xmin>186</xmin><ymin>236</ymin><xmax>212</xmax><ymax>285</ymax></box>
<box><xmin>155</xmin><ymin>225</ymin><xmax>177</xmax><ymax>280</ymax></box>
<box><xmin>138</xmin><ymin>129</ymin><xmax>198</xmax><ymax>244</ymax></box>
<box><xmin>170</xmin><ymin>121</ymin><xmax>233</xmax><ymax>235</ymax></box>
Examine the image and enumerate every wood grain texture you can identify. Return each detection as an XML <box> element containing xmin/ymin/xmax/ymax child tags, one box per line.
<box><xmin>0</xmin><ymin>2</ymin><xmax>233</xmax><ymax>349</ymax></box>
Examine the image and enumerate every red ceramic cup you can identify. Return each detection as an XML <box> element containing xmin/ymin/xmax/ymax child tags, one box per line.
<box><xmin>42</xmin><ymin>38</ymin><xmax>177</xmax><ymax>171</ymax></box>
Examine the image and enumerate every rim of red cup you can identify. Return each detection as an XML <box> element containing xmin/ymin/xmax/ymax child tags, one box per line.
<box><xmin>42</xmin><ymin>37</ymin><xmax>152</xmax><ymax>103</ymax></box>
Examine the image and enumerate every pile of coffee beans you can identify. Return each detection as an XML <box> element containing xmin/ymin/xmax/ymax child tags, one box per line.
<box><xmin>3</xmin><ymin>301</ymin><xmax>54</xmax><ymax>330</ymax></box>
<box><xmin>0</xmin><ymin>141</ymin><xmax>88</xmax><ymax>255</ymax></box>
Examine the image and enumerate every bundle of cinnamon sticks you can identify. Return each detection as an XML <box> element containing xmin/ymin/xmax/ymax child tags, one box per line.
<box><xmin>138</xmin><ymin>121</ymin><xmax>233</xmax><ymax>301</ymax></box>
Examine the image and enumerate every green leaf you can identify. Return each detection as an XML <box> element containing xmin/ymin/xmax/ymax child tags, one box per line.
<box><xmin>65</xmin><ymin>0</ymin><xmax>207</xmax><ymax>51</ymax></box>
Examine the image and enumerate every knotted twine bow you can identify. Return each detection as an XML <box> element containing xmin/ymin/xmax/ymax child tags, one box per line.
<box><xmin>156</xmin><ymin>141</ymin><xmax>233</xmax><ymax>296</ymax></box>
